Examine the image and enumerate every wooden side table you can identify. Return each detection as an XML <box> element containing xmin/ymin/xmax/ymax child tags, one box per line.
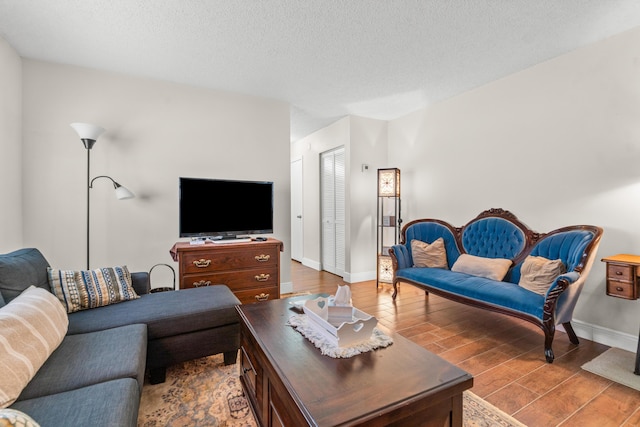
<box><xmin>601</xmin><ymin>254</ymin><xmax>640</xmax><ymax>375</ymax></box>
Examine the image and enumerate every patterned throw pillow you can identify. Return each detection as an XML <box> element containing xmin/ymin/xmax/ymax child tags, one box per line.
<box><xmin>451</xmin><ymin>254</ymin><xmax>512</xmax><ymax>281</ymax></box>
<box><xmin>47</xmin><ymin>266</ymin><xmax>139</xmax><ymax>313</ymax></box>
<box><xmin>519</xmin><ymin>255</ymin><xmax>566</xmax><ymax>295</ymax></box>
<box><xmin>0</xmin><ymin>409</ymin><xmax>40</xmax><ymax>427</ymax></box>
<box><xmin>0</xmin><ymin>286</ymin><xmax>68</xmax><ymax>409</ymax></box>
<box><xmin>411</xmin><ymin>238</ymin><xmax>448</xmax><ymax>269</ymax></box>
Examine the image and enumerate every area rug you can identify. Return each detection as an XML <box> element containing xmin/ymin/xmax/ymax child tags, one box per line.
<box><xmin>138</xmin><ymin>353</ymin><xmax>527</xmax><ymax>427</ymax></box>
<box><xmin>582</xmin><ymin>347</ymin><xmax>640</xmax><ymax>392</ymax></box>
<box><xmin>138</xmin><ymin>354</ymin><xmax>256</xmax><ymax>427</ymax></box>
<box><xmin>287</xmin><ymin>313</ymin><xmax>393</xmax><ymax>358</ymax></box>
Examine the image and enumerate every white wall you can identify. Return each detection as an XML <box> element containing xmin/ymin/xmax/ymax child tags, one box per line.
<box><xmin>388</xmin><ymin>27</ymin><xmax>640</xmax><ymax>348</ymax></box>
<box><xmin>291</xmin><ymin>115</ymin><xmax>387</xmax><ymax>282</ymax></box>
<box><xmin>0</xmin><ymin>38</ymin><xmax>23</xmax><ymax>251</ymax></box>
<box><xmin>19</xmin><ymin>59</ymin><xmax>292</xmax><ymax>287</ymax></box>
<box><xmin>291</xmin><ymin>117</ymin><xmax>350</xmax><ymax>271</ymax></box>
<box><xmin>348</xmin><ymin>116</ymin><xmax>388</xmax><ymax>281</ymax></box>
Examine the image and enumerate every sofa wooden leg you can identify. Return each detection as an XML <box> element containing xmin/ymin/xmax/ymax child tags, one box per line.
<box><xmin>544</xmin><ymin>347</ymin><xmax>555</xmax><ymax>363</ymax></box>
<box><xmin>150</xmin><ymin>367</ymin><xmax>166</xmax><ymax>384</ymax></box>
<box><xmin>223</xmin><ymin>350</ymin><xmax>238</xmax><ymax>365</ymax></box>
<box><xmin>563</xmin><ymin>322</ymin><xmax>580</xmax><ymax>345</ymax></box>
<box><xmin>544</xmin><ymin>326</ymin><xmax>556</xmax><ymax>363</ymax></box>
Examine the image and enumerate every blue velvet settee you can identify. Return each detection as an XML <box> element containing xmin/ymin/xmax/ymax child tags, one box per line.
<box><xmin>389</xmin><ymin>209</ymin><xmax>603</xmax><ymax>363</ymax></box>
<box><xmin>0</xmin><ymin>248</ymin><xmax>241</xmax><ymax>427</ymax></box>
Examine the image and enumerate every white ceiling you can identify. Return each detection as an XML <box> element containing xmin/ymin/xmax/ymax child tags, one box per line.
<box><xmin>2</xmin><ymin>1</ymin><xmax>640</xmax><ymax>142</ymax></box>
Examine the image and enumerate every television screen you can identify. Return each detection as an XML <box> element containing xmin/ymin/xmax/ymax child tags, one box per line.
<box><xmin>179</xmin><ymin>177</ymin><xmax>273</xmax><ymax>239</ymax></box>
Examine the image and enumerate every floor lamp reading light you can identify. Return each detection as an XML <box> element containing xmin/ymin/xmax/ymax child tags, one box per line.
<box><xmin>70</xmin><ymin>123</ymin><xmax>135</xmax><ymax>270</ymax></box>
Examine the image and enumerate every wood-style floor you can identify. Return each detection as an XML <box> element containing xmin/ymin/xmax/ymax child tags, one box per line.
<box><xmin>289</xmin><ymin>261</ymin><xmax>640</xmax><ymax>427</ymax></box>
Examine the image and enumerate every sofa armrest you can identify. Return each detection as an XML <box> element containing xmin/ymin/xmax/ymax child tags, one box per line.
<box><xmin>390</xmin><ymin>244</ymin><xmax>412</xmax><ymax>269</ymax></box>
<box><xmin>545</xmin><ymin>271</ymin><xmax>579</xmax><ymax>297</ymax></box>
<box><xmin>131</xmin><ymin>272</ymin><xmax>151</xmax><ymax>295</ymax></box>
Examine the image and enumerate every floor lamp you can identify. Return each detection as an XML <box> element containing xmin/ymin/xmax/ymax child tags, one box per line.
<box><xmin>70</xmin><ymin>123</ymin><xmax>135</xmax><ymax>270</ymax></box>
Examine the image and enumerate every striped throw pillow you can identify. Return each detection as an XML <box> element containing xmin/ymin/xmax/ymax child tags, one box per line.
<box><xmin>0</xmin><ymin>286</ymin><xmax>68</xmax><ymax>408</ymax></box>
<box><xmin>47</xmin><ymin>266</ymin><xmax>139</xmax><ymax>314</ymax></box>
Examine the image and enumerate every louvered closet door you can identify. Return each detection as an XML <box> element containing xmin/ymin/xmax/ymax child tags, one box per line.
<box><xmin>321</xmin><ymin>147</ymin><xmax>345</xmax><ymax>277</ymax></box>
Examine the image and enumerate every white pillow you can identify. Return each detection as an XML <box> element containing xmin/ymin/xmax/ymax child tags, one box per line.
<box><xmin>451</xmin><ymin>254</ymin><xmax>512</xmax><ymax>281</ymax></box>
<box><xmin>0</xmin><ymin>286</ymin><xmax>68</xmax><ymax>408</ymax></box>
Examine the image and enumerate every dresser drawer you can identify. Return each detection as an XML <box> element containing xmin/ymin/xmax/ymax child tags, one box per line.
<box><xmin>182</xmin><ymin>266</ymin><xmax>278</xmax><ymax>291</ymax></box>
<box><xmin>182</xmin><ymin>246</ymin><xmax>278</xmax><ymax>274</ymax></box>
<box><xmin>240</xmin><ymin>346</ymin><xmax>257</xmax><ymax>398</ymax></box>
<box><xmin>235</xmin><ymin>286</ymin><xmax>279</xmax><ymax>304</ymax></box>
<box><xmin>607</xmin><ymin>279</ymin><xmax>638</xmax><ymax>300</ymax></box>
<box><xmin>606</xmin><ymin>264</ymin><xmax>634</xmax><ymax>282</ymax></box>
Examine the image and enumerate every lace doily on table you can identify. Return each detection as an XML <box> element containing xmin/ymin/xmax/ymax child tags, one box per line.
<box><xmin>287</xmin><ymin>313</ymin><xmax>393</xmax><ymax>358</ymax></box>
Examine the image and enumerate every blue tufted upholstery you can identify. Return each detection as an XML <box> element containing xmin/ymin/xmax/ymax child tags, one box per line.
<box><xmin>461</xmin><ymin>217</ymin><xmax>526</xmax><ymax>260</ymax></box>
<box><xmin>404</xmin><ymin>222</ymin><xmax>460</xmax><ymax>268</ymax></box>
<box><xmin>509</xmin><ymin>230</ymin><xmax>594</xmax><ymax>283</ymax></box>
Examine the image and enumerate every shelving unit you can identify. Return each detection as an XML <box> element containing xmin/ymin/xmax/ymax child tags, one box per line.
<box><xmin>377</xmin><ymin>168</ymin><xmax>401</xmax><ymax>287</ymax></box>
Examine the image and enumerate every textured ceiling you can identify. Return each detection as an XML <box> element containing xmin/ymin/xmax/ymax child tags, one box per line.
<box><xmin>1</xmin><ymin>1</ymin><xmax>640</xmax><ymax>142</ymax></box>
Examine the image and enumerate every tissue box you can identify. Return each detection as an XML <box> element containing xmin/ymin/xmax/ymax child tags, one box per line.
<box><xmin>328</xmin><ymin>305</ymin><xmax>354</xmax><ymax>324</ymax></box>
<box><xmin>303</xmin><ymin>297</ymin><xmax>377</xmax><ymax>347</ymax></box>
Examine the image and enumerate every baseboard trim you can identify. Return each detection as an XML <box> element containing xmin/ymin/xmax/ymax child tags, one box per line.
<box><xmin>301</xmin><ymin>258</ymin><xmax>321</xmax><ymax>271</ymax></box>
<box><xmin>571</xmin><ymin>320</ymin><xmax>638</xmax><ymax>353</ymax></box>
<box><xmin>280</xmin><ymin>281</ymin><xmax>293</xmax><ymax>294</ymax></box>
<box><xmin>344</xmin><ymin>271</ymin><xmax>376</xmax><ymax>284</ymax></box>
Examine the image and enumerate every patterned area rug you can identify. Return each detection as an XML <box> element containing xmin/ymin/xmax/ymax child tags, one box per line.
<box><xmin>137</xmin><ymin>354</ymin><xmax>526</xmax><ymax>427</ymax></box>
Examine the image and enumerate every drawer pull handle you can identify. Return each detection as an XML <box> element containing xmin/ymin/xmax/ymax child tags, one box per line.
<box><xmin>616</xmin><ymin>271</ymin><xmax>623</xmax><ymax>275</ymax></box>
<box><xmin>193</xmin><ymin>259</ymin><xmax>211</xmax><ymax>268</ymax></box>
<box><xmin>193</xmin><ymin>280</ymin><xmax>211</xmax><ymax>287</ymax></box>
<box><xmin>254</xmin><ymin>273</ymin><xmax>270</xmax><ymax>282</ymax></box>
<box><xmin>243</xmin><ymin>367</ymin><xmax>253</xmax><ymax>374</ymax></box>
<box><xmin>616</xmin><ymin>286</ymin><xmax>624</xmax><ymax>292</ymax></box>
<box><xmin>255</xmin><ymin>254</ymin><xmax>270</xmax><ymax>262</ymax></box>
<box><xmin>255</xmin><ymin>293</ymin><xmax>270</xmax><ymax>301</ymax></box>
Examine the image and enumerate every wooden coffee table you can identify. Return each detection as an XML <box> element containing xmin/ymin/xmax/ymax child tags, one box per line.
<box><xmin>237</xmin><ymin>296</ymin><xmax>473</xmax><ymax>427</ymax></box>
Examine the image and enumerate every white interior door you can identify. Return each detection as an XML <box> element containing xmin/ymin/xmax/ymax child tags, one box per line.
<box><xmin>291</xmin><ymin>158</ymin><xmax>303</xmax><ymax>262</ymax></box>
<box><xmin>321</xmin><ymin>147</ymin><xmax>345</xmax><ymax>277</ymax></box>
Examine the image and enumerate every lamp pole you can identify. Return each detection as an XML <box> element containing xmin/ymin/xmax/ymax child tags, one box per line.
<box><xmin>70</xmin><ymin>123</ymin><xmax>104</xmax><ymax>269</ymax></box>
<box><xmin>86</xmin><ymin>147</ymin><xmax>91</xmax><ymax>269</ymax></box>
<box><xmin>71</xmin><ymin>123</ymin><xmax>134</xmax><ymax>269</ymax></box>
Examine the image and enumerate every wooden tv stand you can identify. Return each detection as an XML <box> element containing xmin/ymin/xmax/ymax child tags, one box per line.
<box><xmin>170</xmin><ymin>238</ymin><xmax>283</xmax><ymax>304</ymax></box>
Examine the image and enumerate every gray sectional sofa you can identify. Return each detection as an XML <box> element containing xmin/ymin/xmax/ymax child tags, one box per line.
<box><xmin>0</xmin><ymin>248</ymin><xmax>242</xmax><ymax>427</ymax></box>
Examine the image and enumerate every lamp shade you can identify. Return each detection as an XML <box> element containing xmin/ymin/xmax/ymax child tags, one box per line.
<box><xmin>70</xmin><ymin>123</ymin><xmax>105</xmax><ymax>149</ymax></box>
<box><xmin>114</xmin><ymin>184</ymin><xmax>135</xmax><ymax>200</ymax></box>
<box><xmin>378</xmin><ymin>255</ymin><xmax>394</xmax><ymax>283</ymax></box>
<box><xmin>378</xmin><ymin>168</ymin><xmax>401</xmax><ymax>197</ymax></box>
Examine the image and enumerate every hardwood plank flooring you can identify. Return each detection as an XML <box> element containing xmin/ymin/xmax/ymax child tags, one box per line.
<box><xmin>289</xmin><ymin>261</ymin><xmax>640</xmax><ymax>427</ymax></box>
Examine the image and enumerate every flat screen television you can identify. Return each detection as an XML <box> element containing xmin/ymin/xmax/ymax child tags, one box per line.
<box><xmin>179</xmin><ymin>177</ymin><xmax>273</xmax><ymax>240</ymax></box>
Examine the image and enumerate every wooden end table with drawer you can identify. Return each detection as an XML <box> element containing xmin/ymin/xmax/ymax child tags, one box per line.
<box><xmin>601</xmin><ymin>254</ymin><xmax>640</xmax><ymax>375</ymax></box>
<box><xmin>170</xmin><ymin>238</ymin><xmax>283</xmax><ymax>304</ymax></box>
